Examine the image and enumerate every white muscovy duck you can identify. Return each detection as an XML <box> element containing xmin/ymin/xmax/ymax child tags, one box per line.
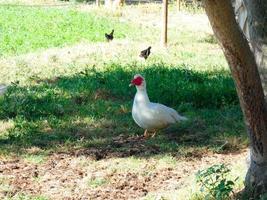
<box><xmin>130</xmin><ymin>74</ymin><xmax>187</xmax><ymax>138</ymax></box>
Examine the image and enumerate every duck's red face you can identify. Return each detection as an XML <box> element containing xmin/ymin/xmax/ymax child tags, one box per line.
<box><xmin>131</xmin><ymin>76</ymin><xmax>143</xmax><ymax>86</ymax></box>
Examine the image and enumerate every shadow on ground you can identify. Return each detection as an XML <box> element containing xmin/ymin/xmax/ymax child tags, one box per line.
<box><xmin>0</xmin><ymin>64</ymin><xmax>245</xmax><ymax>159</ymax></box>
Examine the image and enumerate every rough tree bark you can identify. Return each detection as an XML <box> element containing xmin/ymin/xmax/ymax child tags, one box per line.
<box><xmin>233</xmin><ymin>0</ymin><xmax>249</xmax><ymax>39</ymax></box>
<box><xmin>243</xmin><ymin>0</ymin><xmax>267</xmax><ymax>96</ymax></box>
<box><xmin>203</xmin><ymin>0</ymin><xmax>267</xmax><ymax>198</ymax></box>
<box><xmin>234</xmin><ymin>0</ymin><xmax>267</xmax><ymax>96</ymax></box>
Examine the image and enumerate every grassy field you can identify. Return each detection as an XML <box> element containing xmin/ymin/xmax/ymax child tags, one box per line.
<box><xmin>0</xmin><ymin>2</ymin><xmax>248</xmax><ymax>200</ymax></box>
<box><xmin>0</xmin><ymin>5</ymin><xmax>138</xmax><ymax>56</ymax></box>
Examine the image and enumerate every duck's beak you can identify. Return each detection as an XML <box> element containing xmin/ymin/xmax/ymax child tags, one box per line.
<box><xmin>129</xmin><ymin>80</ymin><xmax>134</xmax><ymax>87</ymax></box>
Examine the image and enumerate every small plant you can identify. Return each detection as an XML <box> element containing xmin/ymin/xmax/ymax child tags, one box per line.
<box><xmin>88</xmin><ymin>177</ymin><xmax>109</xmax><ymax>188</ymax></box>
<box><xmin>196</xmin><ymin>164</ymin><xmax>237</xmax><ymax>200</ymax></box>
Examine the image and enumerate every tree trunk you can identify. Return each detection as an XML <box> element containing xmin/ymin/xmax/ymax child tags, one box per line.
<box><xmin>96</xmin><ymin>0</ymin><xmax>100</xmax><ymax>6</ymax></box>
<box><xmin>233</xmin><ymin>0</ymin><xmax>249</xmax><ymax>39</ymax></box>
<box><xmin>243</xmin><ymin>0</ymin><xmax>267</xmax><ymax>96</ymax></box>
<box><xmin>203</xmin><ymin>0</ymin><xmax>267</xmax><ymax>198</ymax></box>
<box><xmin>234</xmin><ymin>0</ymin><xmax>267</xmax><ymax>97</ymax></box>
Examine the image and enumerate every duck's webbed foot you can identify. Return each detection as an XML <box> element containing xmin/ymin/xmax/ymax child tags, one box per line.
<box><xmin>143</xmin><ymin>130</ymin><xmax>157</xmax><ymax>138</ymax></box>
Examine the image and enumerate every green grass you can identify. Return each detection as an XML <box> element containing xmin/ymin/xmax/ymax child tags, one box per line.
<box><xmin>88</xmin><ymin>177</ymin><xmax>109</xmax><ymax>188</ymax></box>
<box><xmin>0</xmin><ymin>5</ymin><xmax>136</xmax><ymax>56</ymax></box>
<box><xmin>0</xmin><ymin>64</ymin><xmax>244</xmax><ymax>155</ymax></box>
<box><xmin>23</xmin><ymin>154</ymin><xmax>46</xmax><ymax>164</ymax></box>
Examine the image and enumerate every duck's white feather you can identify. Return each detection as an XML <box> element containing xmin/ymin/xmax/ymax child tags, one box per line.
<box><xmin>132</xmin><ymin>85</ymin><xmax>187</xmax><ymax>131</ymax></box>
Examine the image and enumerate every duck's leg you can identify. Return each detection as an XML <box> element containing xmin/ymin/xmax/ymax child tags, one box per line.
<box><xmin>144</xmin><ymin>129</ymin><xmax>149</xmax><ymax>138</ymax></box>
<box><xmin>151</xmin><ymin>131</ymin><xmax>157</xmax><ymax>137</ymax></box>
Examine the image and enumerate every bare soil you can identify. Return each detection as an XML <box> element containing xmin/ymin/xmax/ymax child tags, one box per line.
<box><xmin>0</xmin><ymin>135</ymin><xmax>247</xmax><ymax>200</ymax></box>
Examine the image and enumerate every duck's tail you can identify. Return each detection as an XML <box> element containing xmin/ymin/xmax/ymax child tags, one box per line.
<box><xmin>177</xmin><ymin>115</ymin><xmax>188</xmax><ymax>121</ymax></box>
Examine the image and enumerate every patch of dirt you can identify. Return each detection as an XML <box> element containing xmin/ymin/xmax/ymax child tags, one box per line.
<box><xmin>0</xmin><ymin>143</ymin><xmax>248</xmax><ymax>200</ymax></box>
<box><xmin>72</xmin><ymin>135</ymin><xmax>161</xmax><ymax>160</ymax></box>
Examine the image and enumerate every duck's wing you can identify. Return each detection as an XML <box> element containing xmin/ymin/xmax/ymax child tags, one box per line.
<box><xmin>150</xmin><ymin>103</ymin><xmax>187</xmax><ymax>123</ymax></box>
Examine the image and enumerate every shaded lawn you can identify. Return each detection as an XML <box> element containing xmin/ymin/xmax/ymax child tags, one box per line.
<box><xmin>0</xmin><ymin>65</ymin><xmax>246</xmax><ymax>158</ymax></box>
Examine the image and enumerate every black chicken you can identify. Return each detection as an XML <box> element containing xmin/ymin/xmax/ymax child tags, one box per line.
<box><xmin>105</xmin><ymin>29</ymin><xmax>114</xmax><ymax>41</ymax></box>
<box><xmin>139</xmin><ymin>46</ymin><xmax>151</xmax><ymax>59</ymax></box>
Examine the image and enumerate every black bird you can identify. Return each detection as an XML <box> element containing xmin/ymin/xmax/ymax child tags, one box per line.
<box><xmin>139</xmin><ymin>46</ymin><xmax>151</xmax><ymax>60</ymax></box>
<box><xmin>105</xmin><ymin>29</ymin><xmax>114</xmax><ymax>41</ymax></box>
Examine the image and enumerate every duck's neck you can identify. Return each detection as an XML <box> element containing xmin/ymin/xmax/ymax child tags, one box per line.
<box><xmin>134</xmin><ymin>88</ymin><xmax>150</xmax><ymax>105</ymax></box>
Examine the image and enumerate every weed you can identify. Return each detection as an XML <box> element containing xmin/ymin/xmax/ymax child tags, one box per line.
<box><xmin>6</xmin><ymin>194</ymin><xmax>48</xmax><ymax>200</ymax></box>
<box><xmin>88</xmin><ymin>177</ymin><xmax>109</xmax><ymax>188</ymax></box>
<box><xmin>196</xmin><ymin>164</ymin><xmax>237</xmax><ymax>200</ymax></box>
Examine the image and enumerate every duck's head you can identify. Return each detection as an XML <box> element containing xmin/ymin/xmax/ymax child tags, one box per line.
<box><xmin>129</xmin><ymin>74</ymin><xmax>146</xmax><ymax>90</ymax></box>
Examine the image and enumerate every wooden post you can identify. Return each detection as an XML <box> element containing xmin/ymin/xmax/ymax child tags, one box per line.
<box><xmin>177</xmin><ymin>0</ymin><xmax>181</xmax><ymax>11</ymax></box>
<box><xmin>161</xmin><ymin>0</ymin><xmax>168</xmax><ymax>46</ymax></box>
